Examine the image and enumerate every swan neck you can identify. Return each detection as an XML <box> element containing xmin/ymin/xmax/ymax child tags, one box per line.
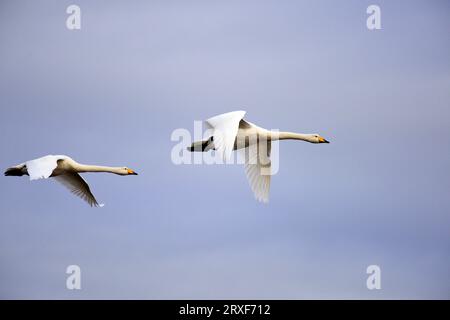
<box><xmin>276</xmin><ymin>132</ymin><xmax>311</xmax><ymax>141</ymax></box>
<box><xmin>76</xmin><ymin>164</ymin><xmax>122</xmax><ymax>174</ymax></box>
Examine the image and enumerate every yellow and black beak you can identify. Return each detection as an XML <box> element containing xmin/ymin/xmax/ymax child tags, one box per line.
<box><xmin>127</xmin><ymin>169</ymin><xmax>138</xmax><ymax>175</ymax></box>
<box><xmin>318</xmin><ymin>137</ymin><xmax>330</xmax><ymax>144</ymax></box>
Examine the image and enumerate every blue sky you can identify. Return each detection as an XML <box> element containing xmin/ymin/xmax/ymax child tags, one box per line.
<box><xmin>0</xmin><ymin>0</ymin><xmax>449</xmax><ymax>299</ymax></box>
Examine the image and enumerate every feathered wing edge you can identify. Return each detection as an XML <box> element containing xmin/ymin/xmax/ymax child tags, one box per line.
<box><xmin>238</xmin><ymin>139</ymin><xmax>272</xmax><ymax>203</ymax></box>
<box><xmin>205</xmin><ymin>111</ymin><xmax>246</xmax><ymax>161</ymax></box>
<box><xmin>54</xmin><ymin>172</ymin><xmax>103</xmax><ymax>207</ymax></box>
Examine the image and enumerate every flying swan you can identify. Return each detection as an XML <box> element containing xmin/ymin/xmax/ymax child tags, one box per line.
<box><xmin>188</xmin><ymin>111</ymin><xmax>330</xmax><ymax>203</ymax></box>
<box><xmin>4</xmin><ymin>155</ymin><xmax>138</xmax><ymax>207</ymax></box>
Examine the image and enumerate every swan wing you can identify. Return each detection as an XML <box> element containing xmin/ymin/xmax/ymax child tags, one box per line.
<box><xmin>54</xmin><ymin>172</ymin><xmax>102</xmax><ymax>207</ymax></box>
<box><xmin>205</xmin><ymin>110</ymin><xmax>246</xmax><ymax>160</ymax></box>
<box><xmin>239</xmin><ymin>139</ymin><xmax>272</xmax><ymax>203</ymax></box>
<box><xmin>26</xmin><ymin>155</ymin><xmax>68</xmax><ymax>181</ymax></box>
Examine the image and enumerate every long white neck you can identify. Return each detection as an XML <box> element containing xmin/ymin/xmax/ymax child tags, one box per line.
<box><xmin>75</xmin><ymin>164</ymin><xmax>124</xmax><ymax>174</ymax></box>
<box><xmin>271</xmin><ymin>131</ymin><xmax>312</xmax><ymax>142</ymax></box>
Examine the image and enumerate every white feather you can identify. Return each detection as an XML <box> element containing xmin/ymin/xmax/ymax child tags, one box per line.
<box><xmin>238</xmin><ymin>141</ymin><xmax>272</xmax><ymax>203</ymax></box>
<box><xmin>205</xmin><ymin>110</ymin><xmax>246</xmax><ymax>161</ymax></box>
<box><xmin>26</xmin><ymin>155</ymin><xmax>68</xmax><ymax>181</ymax></box>
<box><xmin>54</xmin><ymin>172</ymin><xmax>101</xmax><ymax>207</ymax></box>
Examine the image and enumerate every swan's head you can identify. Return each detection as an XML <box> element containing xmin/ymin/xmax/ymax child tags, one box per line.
<box><xmin>309</xmin><ymin>134</ymin><xmax>330</xmax><ymax>144</ymax></box>
<box><xmin>120</xmin><ymin>167</ymin><xmax>138</xmax><ymax>175</ymax></box>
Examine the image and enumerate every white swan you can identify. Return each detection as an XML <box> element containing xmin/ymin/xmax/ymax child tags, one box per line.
<box><xmin>188</xmin><ymin>111</ymin><xmax>330</xmax><ymax>203</ymax></box>
<box><xmin>4</xmin><ymin>155</ymin><xmax>138</xmax><ymax>207</ymax></box>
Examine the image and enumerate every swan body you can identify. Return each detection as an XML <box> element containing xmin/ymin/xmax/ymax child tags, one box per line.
<box><xmin>4</xmin><ymin>155</ymin><xmax>137</xmax><ymax>207</ymax></box>
<box><xmin>188</xmin><ymin>111</ymin><xmax>329</xmax><ymax>203</ymax></box>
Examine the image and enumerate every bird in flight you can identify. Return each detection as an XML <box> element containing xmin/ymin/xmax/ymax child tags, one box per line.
<box><xmin>4</xmin><ymin>155</ymin><xmax>138</xmax><ymax>207</ymax></box>
<box><xmin>188</xmin><ymin>111</ymin><xmax>330</xmax><ymax>203</ymax></box>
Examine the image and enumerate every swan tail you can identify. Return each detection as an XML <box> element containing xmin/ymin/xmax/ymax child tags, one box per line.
<box><xmin>187</xmin><ymin>137</ymin><xmax>215</xmax><ymax>152</ymax></box>
<box><xmin>4</xmin><ymin>165</ymin><xmax>27</xmax><ymax>177</ymax></box>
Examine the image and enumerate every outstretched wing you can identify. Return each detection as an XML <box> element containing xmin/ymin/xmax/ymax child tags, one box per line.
<box><xmin>205</xmin><ymin>111</ymin><xmax>246</xmax><ymax>161</ymax></box>
<box><xmin>26</xmin><ymin>155</ymin><xmax>67</xmax><ymax>181</ymax></box>
<box><xmin>54</xmin><ymin>172</ymin><xmax>102</xmax><ymax>207</ymax></box>
<box><xmin>239</xmin><ymin>139</ymin><xmax>272</xmax><ymax>203</ymax></box>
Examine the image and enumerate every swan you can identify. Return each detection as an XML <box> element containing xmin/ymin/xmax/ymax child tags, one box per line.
<box><xmin>187</xmin><ymin>111</ymin><xmax>330</xmax><ymax>203</ymax></box>
<box><xmin>4</xmin><ymin>155</ymin><xmax>138</xmax><ymax>207</ymax></box>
